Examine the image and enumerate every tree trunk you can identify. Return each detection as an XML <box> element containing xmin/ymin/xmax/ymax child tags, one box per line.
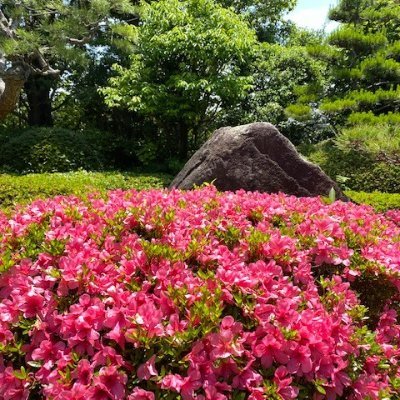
<box><xmin>0</xmin><ymin>74</ymin><xmax>25</xmax><ymax>121</ymax></box>
<box><xmin>24</xmin><ymin>75</ymin><xmax>54</xmax><ymax>127</ymax></box>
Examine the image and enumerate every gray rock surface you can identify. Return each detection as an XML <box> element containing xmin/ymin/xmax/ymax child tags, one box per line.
<box><xmin>170</xmin><ymin>122</ymin><xmax>346</xmax><ymax>199</ymax></box>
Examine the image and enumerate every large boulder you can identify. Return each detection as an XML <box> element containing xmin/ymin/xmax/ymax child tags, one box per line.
<box><xmin>170</xmin><ymin>122</ymin><xmax>347</xmax><ymax>199</ymax></box>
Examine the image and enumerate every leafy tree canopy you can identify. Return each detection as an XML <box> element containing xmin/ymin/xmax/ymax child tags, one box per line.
<box><xmin>220</xmin><ymin>0</ymin><xmax>297</xmax><ymax>41</ymax></box>
<box><xmin>102</xmin><ymin>0</ymin><xmax>258</xmax><ymax>159</ymax></box>
<box><xmin>224</xmin><ymin>41</ymin><xmax>326</xmax><ymax>132</ymax></box>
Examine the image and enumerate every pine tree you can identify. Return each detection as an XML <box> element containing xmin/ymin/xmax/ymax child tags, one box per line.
<box><xmin>0</xmin><ymin>0</ymin><xmax>136</xmax><ymax>125</ymax></box>
<box><xmin>290</xmin><ymin>0</ymin><xmax>400</xmax><ymax>128</ymax></box>
<box><xmin>323</xmin><ymin>0</ymin><xmax>400</xmax><ymax>121</ymax></box>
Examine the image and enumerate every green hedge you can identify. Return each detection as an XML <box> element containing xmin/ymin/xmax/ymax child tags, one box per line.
<box><xmin>300</xmin><ymin>140</ymin><xmax>400</xmax><ymax>193</ymax></box>
<box><xmin>0</xmin><ymin>171</ymin><xmax>172</xmax><ymax>211</ymax></box>
<box><xmin>345</xmin><ymin>190</ymin><xmax>400</xmax><ymax>212</ymax></box>
<box><xmin>0</xmin><ymin>127</ymin><xmax>112</xmax><ymax>173</ymax></box>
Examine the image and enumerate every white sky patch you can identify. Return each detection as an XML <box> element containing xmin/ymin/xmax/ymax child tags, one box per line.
<box><xmin>287</xmin><ymin>6</ymin><xmax>339</xmax><ymax>32</ymax></box>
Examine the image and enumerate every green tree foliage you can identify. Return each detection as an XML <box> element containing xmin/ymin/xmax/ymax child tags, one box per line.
<box><xmin>247</xmin><ymin>43</ymin><xmax>324</xmax><ymax>123</ymax></box>
<box><xmin>289</xmin><ymin>0</ymin><xmax>400</xmax><ymax>194</ymax></box>
<box><xmin>102</xmin><ymin>0</ymin><xmax>257</xmax><ymax>160</ymax></box>
<box><xmin>0</xmin><ymin>0</ymin><xmax>136</xmax><ymax>125</ymax></box>
<box><xmin>222</xmin><ymin>31</ymin><xmax>329</xmax><ymax>145</ymax></box>
<box><xmin>220</xmin><ymin>0</ymin><xmax>297</xmax><ymax>42</ymax></box>
<box><xmin>291</xmin><ymin>0</ymin><xmax>400</xmax><ymax>127</ymax></box>
<box><xmin>0</xmin><ymin>0</ymin><xmax>136</xmax><ymax>73</ymax></box>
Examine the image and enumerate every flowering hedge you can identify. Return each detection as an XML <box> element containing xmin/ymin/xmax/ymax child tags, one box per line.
<box><xmin>0</xmin><ymin>186</ymin><xmax>399</xmax><ymax>400</ymax></box>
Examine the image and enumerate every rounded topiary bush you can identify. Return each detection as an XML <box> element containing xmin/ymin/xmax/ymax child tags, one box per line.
<box><xmin>0</xmin><ymin>186</ymin><xmax>399</xmax><ymax>399</ymax></box>
<box><xmin>0</xmin><ymin>127</ymin><xmax>103</xmax><ymax>173</ymax></box>
<box><xmin>300</xmin><ymin>140</ymin><xmax>400</xmax><ymax>193</ymax></box>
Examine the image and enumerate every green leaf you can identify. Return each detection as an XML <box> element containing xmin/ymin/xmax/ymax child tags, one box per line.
<box><xmin>13</xmin><ymin>366</ymin><xmax>27</xmax><ymax>380</ymax></box>
<box><xmin>316</xmin><ymin>384</ymin><xmax>326</xmax><ymax>395</ymax></box>
<box><xmin>329</xmin><ymin>187</ymin><xmax>336</xmax><ymax>203</ymax></box>
<box><xmin>27</xmin><ymin>361</ymin><xmax>42</xmax><ymax>368</ymax></box>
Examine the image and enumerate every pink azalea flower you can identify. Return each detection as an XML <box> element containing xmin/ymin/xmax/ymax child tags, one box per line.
<box><xmin>128</xmin><ymin>387</ymin><xmax>155</xmax><ymax>400</ymax></box>
<box><xmin>74</xmin><ymin>359</ymin><xmax>93</xmax><ymax>385</ymax></box>
<box><xmin>161</xmin><ymin>369</ymin><xmax>203</xmax><ymax>399</ymax></box>
<box><xmin>93</xmin><ymin>366</ymin><xmax>127</xmax><ymax>400</ymax></box>
<box><xmin>18</xmin><ymin>288</ymin><xmax>45</xmax><ymax>318</ymax></box>
<box><xmin>286</xmin><ymin>345</ymin><xmax>313</xmax><ymax>375</ymax></box>
<box><xmin>92</xmin><ymin>346</ymin><xmax>126</xmax><ymax>368</ymax></box>
<box><xmin>0</xmin><ymin>367</ymin><xmax>30</xmax><ymax>400</ymax></box>
<box><xmin>137</xmin><ymin>355</ymin><xmax>158</xmax><ymax>380</ymax></box>
<box><xmin>204</xmin><ymin>386</ymin><xmax>228</xmax><ymax>400</ymax></box>
<box><xmin>209</xmin><ymin>316</ymin><xmax>244</xmax><ymax>360</ymax></box>
<box><xmin>232</xmin><ymin>366</ymin><xmax>263</xmax><ymax>390</ymax></box>
<box><xmin>248</xmin><ymin>388</ymin><xmax>265</xmax><ymax>400</ymax></box>
<box><xmin>161</xmin><ymin>374</ymin><xmax>186</xmax><ymax>392</ymax></box>
<box><xmin>274</xmin><ymin>366</ymin><xmax>299</xmax><ymax>400</ymax></box>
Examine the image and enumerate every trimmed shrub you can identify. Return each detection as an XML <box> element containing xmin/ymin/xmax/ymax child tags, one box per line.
<box><xmin>346</xmin><ymin>190</ymin><xmax>400</xmax><ymax>212</ymax></box>
<box><xmin>0</xmin><ymin>127</ymin><xmax>103</xmax><ymax>173</ymax></box>
<box><xmin>349</xmin><ymin>163</ymin><xmax>400</xmax><ymax>193</ymax></box>
<box><xmin>300</xmin><ymin>139</ymin><xmax>400</xmax><ymax>193</ymax></box>
<box><xmin>0</xmin><ymin>186</ymin><xmax>399</xmax><ymax>399</ymax></box>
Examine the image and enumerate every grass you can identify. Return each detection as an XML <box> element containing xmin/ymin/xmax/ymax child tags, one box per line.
<box><xmin>0</xmin><ymin>170</ymin><xmax>173</xmax><ymax>212</ymax></box>
<box><xmin>0</xmin><ymin>170</ymin><xmax>398</xmax><ymax>213</ymax></box>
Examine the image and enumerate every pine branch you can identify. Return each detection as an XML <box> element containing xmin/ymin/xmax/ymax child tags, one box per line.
<box><xmin>375</xmin><ymin>100</ymin><xmax>400</xmax><ymax>113</ymax></box>
<box><xmin>67</xmin><ymin>21</ymin><xmax>102</xmax><ymax>47</ymax></box>
<box><xmin>366</xmin><ymin>81</ymin><xmax>392</xmax><ymax>90</ymax></box>
<box><xmin>22</xmin><ymin>5</ymin><xmax>60</xmax><ymax>17</ymax></box>
<box><xmin>30</xmin><ymin>51</ymin><xmax>61</xmax><ymax>77</ymax></box>
<box><xmin>68</xmin><ymin>36</ymin><xmax>93</xmax><ymax>46</ymax></box>
<box><xmin>0</xmin><ymin>9</ymin><xmax>15</xmax><ymax>39</ymax></box>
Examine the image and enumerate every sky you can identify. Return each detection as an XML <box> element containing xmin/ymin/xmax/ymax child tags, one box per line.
<box><xmin>287</xmin><ymin>0</ymin><xmax>340</xmax><ymax>32</ymax></box>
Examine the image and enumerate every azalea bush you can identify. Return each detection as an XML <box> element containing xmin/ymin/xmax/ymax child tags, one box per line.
<box><xmin>0</xmin><ymin>186</ymin><xmax>400</xmax><ymax>400</ymax></box>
